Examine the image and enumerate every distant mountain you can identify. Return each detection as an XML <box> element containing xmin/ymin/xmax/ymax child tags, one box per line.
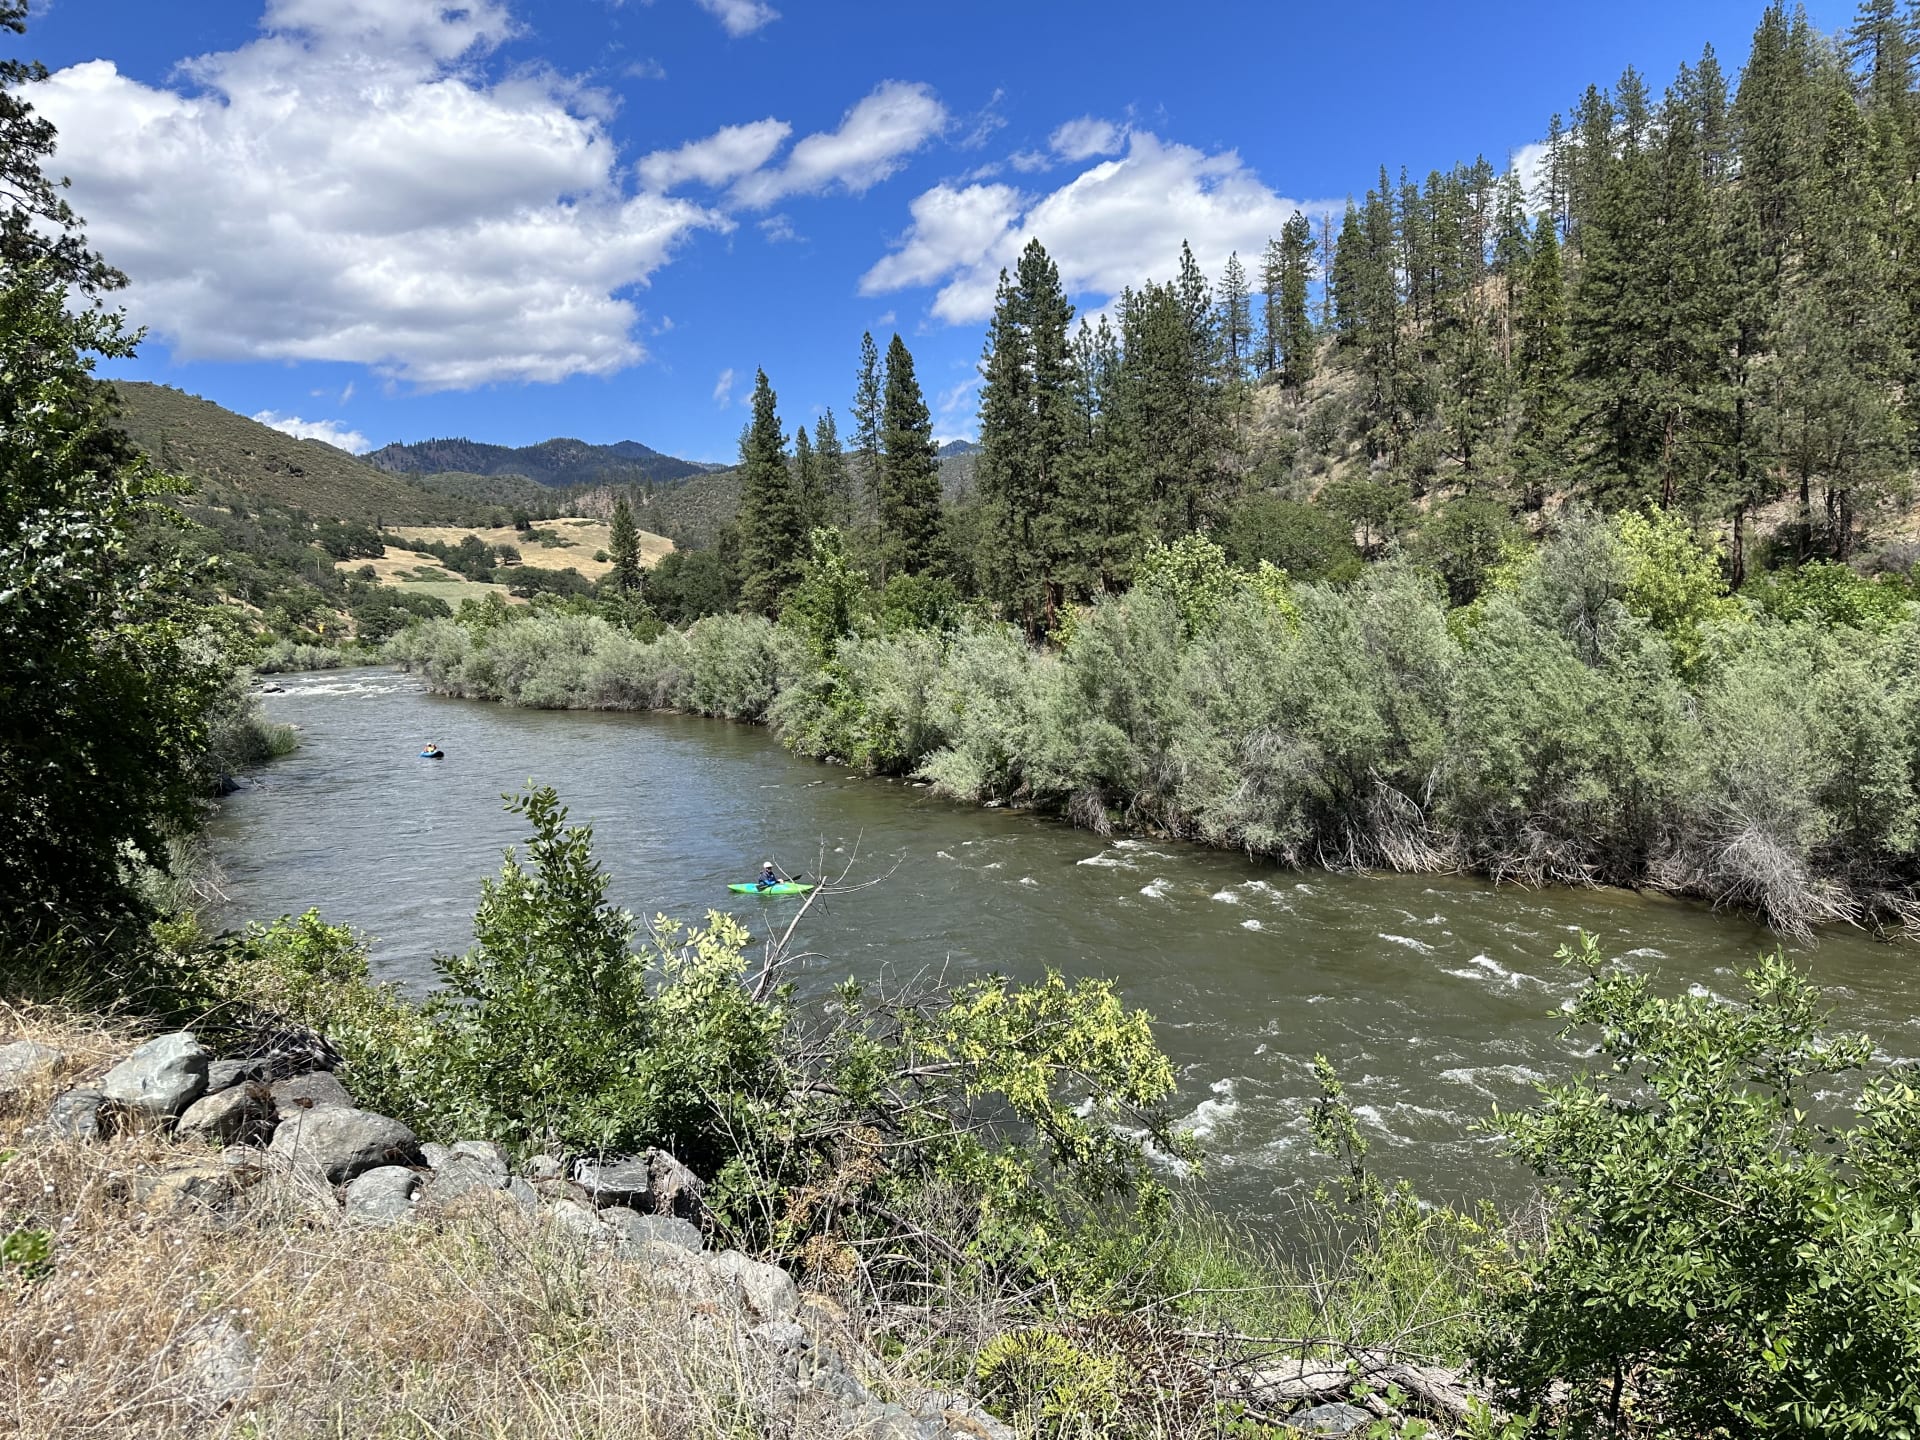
<box><xmin>937</xmin><ymin>439</ymin><xmax>978</xmax><ymax>458</ymax></box>
<box><xmin>366</xmin><ymin>435</ymin><xmax>724</xmax><ymax>489</ymax></box>
<box><xmin>107</xmin><ymin>381</ymin><xmax>496</xmax><ymax>526</ymax></box>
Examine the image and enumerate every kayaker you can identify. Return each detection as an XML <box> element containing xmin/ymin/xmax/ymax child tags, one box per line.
<box><xmin>756</xmin><ymin>861</ymin><xmax>779</xmax><ymax>890</ymax></box>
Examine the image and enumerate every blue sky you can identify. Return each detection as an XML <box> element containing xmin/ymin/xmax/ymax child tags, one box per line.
<box><xmin>22</xmin><ymin>0</ymin><xmax>1856</xmax><ymax>463</ymax></box>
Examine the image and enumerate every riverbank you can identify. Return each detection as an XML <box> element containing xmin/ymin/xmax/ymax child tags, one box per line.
<box><xmin>386</xmin><ymin>524</ymin><xmax>1920</xmax><ymax>942</ymax></box>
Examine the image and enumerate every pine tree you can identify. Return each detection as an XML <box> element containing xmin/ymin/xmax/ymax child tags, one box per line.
<box><xmin>736</xmin><ymin>369</ymin><xmax>802</xmax><ymax>614</ymax></box>
<box><xmin>1277</xmin><ymin>212</ymin><xmax>1317</xmax><ymax>393</ymax></box>
<box><xmin>607</xmin><ymin>494</ymin><xmax>643</xmax><ymax>593</ymax></box>
<box><xmin>976</xmin><ymin>239</ymin><xmax>1078</xmax><ymax>626</ymax></box>
<box><xmin>1060</xmin><ymin>314</ymin><xmax>1138</xmax><ymax>596</ymax></box>
<box><xmin>1765</xmin><ymin>74</ymin><xmax>1910</xmax><ymax>558</ymax></box>
<box><xmin>852</xmin><ymin>332</ymin><xmax>883</xmax><ymax>523</ymax></box>
<box><xmin>813</xmin><ymin>407</ymin><xmax>853</xmax><ymax>529</ymax></box>
<box><xmin>879</xmin><ymin>335</ymin><xmax>942</xmax><ymax>580</ymax></box>
<box><xmin>1259</xmin><ymin>236</ymin><xmax>1284</xmax><ymax>376</ymax></box>
<box><xmin>792</xmin><ymin>423</ymin><xmax>819</xmax><ymax>534</ymax></box>
<box><xmin>1513</xmin><ymin>216</ymin><xmax>1571</xmax><ymax>508</ymax></box>
<box><xmin>1218</xmin><ymin>251</ymin><xmax>1252</xmax><ymax>380</ymax></box>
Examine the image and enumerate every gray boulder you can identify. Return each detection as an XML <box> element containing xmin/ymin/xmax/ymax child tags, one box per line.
<box><xmin>205</xmin><ymin>1058</ymin><xmax>267</xmax><ymax>1094</ymax></box>
<box><xmin>178</xmin><ymin>1082</ymin><xmax>275</xmax><ymax>1145</ymax></box>
<box><xmin>647</xmin><ymin>1245</ymin><xmax>798</xmax><ymax>1322</ymax></box>
<box><xmin>574</xmin><ymin>1147</ymin><xmax>705</xmax><ymax>1215</ymax></box>
<box><xmin>0</xmin><ymin>1040</ymin><xmax>63</xmax><ymax>1100</ymax></box>
<box><xmin>220</xmin><ymin>1145</ymin><xmax>269</xmax><ymax>1186</ymax></box>
<box><xmin>345</xmin><ymin>1165</ymin><xmax>421</xmax><ymax>1225</ymax></box>
<box><xmin>522</xmin><ymin>1153</ymin><xmax>565</xmax><ymax>1182</ymax></box>
<box><xmin>601</xmin><ymin>1206</ymin><xmax>703</xmax><ymax>1254</ymax></box>
<box><xmin>573</xmin><ymin>1156</ymin><xmax>651</xmax><ymax>1206</ymax></box>
<box><xmin>451</xmin><ymin>1139</ymin><xmax>510</xmax><ymax>1173</ymax></box>
<box><xmin>506</xmin><ymin>1176</ymin><xmax>539</xmax><ymax>1212</ymax></box>
<box><xmin>708</xmin><ymin>1249</ymin><xmax>799</xmax><ymax>1321</ymax></box>
<box><xmin>268</xmin><ymin>1106</ymin><xmax>421</xmax><ymax>1183</ymax></box>
<box><xmin>424</xmin><ymin>1152</ymin><xmax>510</xmax><ymax>1204</ymax></box>
<box><xmin>48</xmin><ymin>1086</ymin><xmax>109</xmax><ymax>1141</ymax></box>
<box><xmin>1289</xmin><ymin>1403</ymin><xmax>1376</xmax><ymax>1436</ymax></box>
<box><xmin>419</xmin><ymin>1142</ymin><xmax>453</xmax><ymax>1170</ymax></box>
<box><xmin>269</xmin><ymin>1071</ymin><xmax>353</xmax><ymax>1118</ymax></box>
<box><xmin>103</xmin><ymin>1033</ymin><xmax>209</xmax><ymax>1118</ymax></box>
<box><xmin>133</xmin><ymin>1163</ymin><xmax>233</xmax><ymax>1214</ymax></box>
<box><xmin>546</xmin><ymin>1198</ymin><xmax>606</xmax><ymax>1239</ymax></box>
<box><xmin>177</xmin><ymin>1317</ymin><xmax>257</xmax><ymax>1411</ymax></box>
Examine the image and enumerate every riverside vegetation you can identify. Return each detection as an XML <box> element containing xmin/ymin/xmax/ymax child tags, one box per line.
<box><xmin>15</xmin><ymin>0</ymin><xmax>1920</xmax><ymax>1435</ymax></box>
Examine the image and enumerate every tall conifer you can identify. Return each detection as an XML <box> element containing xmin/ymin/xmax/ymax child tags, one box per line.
<box><xmin>879</xmin><ymin>335</ymin><xmax>942</xmax><ymax>579</ymax></box>
<box><xmin>737</xmin><ymin>369</ymin><xmax>801</xmax><ymax>613</ymax></box>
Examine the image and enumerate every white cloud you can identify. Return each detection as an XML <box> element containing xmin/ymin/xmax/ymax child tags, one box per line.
<box><xmin>712</xmin><ymin>367</ymin><xmax>736</xmax><ymax>406</ymax></box>
<box><xmin>758</xmin><ymin>213</ymin><xmax>801</xmax><ymax>242</ymax></box>
<box><xmin>732</xmin><ymin>81</ymin><xmax>947</xmax><ymax>208</ymax></box>
<box><xmin>695</xmin><ymin>0</ymin><xmax>779</xmax><ymax>36</ymax></box>
<box><xmin>36</xmin><ymin>2</ymin><xmax>729</xmax><ymax>389</ymax></box>
<box><xmin>861</xmin><ymin>182</ymin><xmax>1020</xmax><ymax>293</ymax></box>
<box><xmin>638</xmin><ymin>118</ymin><xmax>792</xmax><ymax>191</ymax></box>
<box><xmin>625</xmin><ymin>58</ymin><xmax>667</xmax><ymax>80</ymax></box>
<box><xmin>863</xmin><ymin>131</ymin><xmax>1336</xmax><ymax>325</ymax></box>
<box><xmin>253</xmin><ymin>409</ymin><xmax>373</xmax><ymax>453</ymax></box>
<box><xmin>1009</xmin><ymin>149</ymin><xmax>1050</xmax><ymax>173</ymax></box>
<box><xmin>1510</xmin><ymin>140</ymin><xmax>1551</xmax><ymax>213</ymax></box>
<box><xmin>1049</xmin><ymin>115</ymin><xmax>1124</xmax><ymax>161</ymax></box>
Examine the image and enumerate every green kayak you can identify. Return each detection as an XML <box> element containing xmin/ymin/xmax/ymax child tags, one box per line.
<box><xmin>727</xmin><ymin>882</ymin><xmax>815</xmax><ymax>895</ymax></box>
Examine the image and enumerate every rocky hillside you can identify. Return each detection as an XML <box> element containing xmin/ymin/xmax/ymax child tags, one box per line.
<box><xmin>368</xmin><ymin>436</ymin><xmax>724</xmax><ymax>490</ymax></box>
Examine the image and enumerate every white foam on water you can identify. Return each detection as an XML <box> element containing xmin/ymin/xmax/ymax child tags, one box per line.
<box><xmin>1019</xmin><ymin>876</ymin><xmax>1038</xmax><ymax>887</ymax></box>
<box><xmin>1139</xmin><ymin>877</ymin><xmax>1172</xmax><ymax>900</ymax></box>
<box><xmin>1620</xmin><ymin>947</ymin><xmax>1667</xmax><ymax>959</ymax></box>
<box><xmin>1379</xmin><ymin>933</ymin><xmax>1436</xmax><ymax>954</ymax></box>
<box><xmin>1294</xmin><ymin>882</ymin><xmax>1317</xmax><ymax>895</ymax></box>
<box><xmin>1210</xmin><ymin>889</ymin><xmax>1241</xmax><ymax>904</ymax></box>
<box><xmin>1240</xmin><ymin>918</ymin><xmax>1264</xmax><ymax>932</ymax></box>
<box><xmin>935</xmin><ymin>851</ymin><xmax>955</xmax><ymax>860</ymax></box>
<box><xmin>1077</xmin><ymin>852</ymin><xmax>1129</xmax><ymax>868</ymax></box>
<box><xmin>1113</xmin><ymin>839</ymin><xmax>1170</xmax><ymax>856</ymax></box>
<box><xmin>1444</xmin><ymin>953</ymin><xmax>1540</xmax><ymax>988</ymax></box>
<box><xmin>1439</xmin><ymin>1064</ymin><xmax>1551</xmax><ymax>1097</ymax></box>
<box><xmin>981</xmin><ymin>862</ymin><xmax>1003</xmax><ymax>871</ymax></box>
<box><xmin>1180</xmin><ymin>1078</ymin><xmax>1241</xmax><ymax>1141</ymax></box>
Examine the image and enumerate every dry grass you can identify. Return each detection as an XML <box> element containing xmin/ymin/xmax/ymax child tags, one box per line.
<box><xmin>330</xmin><ymin>554</ymin><xmax>525</xmax><ymax>608</ymax></box>
<box><xmin>0</xmin><ymin>1013</ymin><xmax>900</xmax><ymax>1440</ymax></box>
<box><xmin>385</xmin><ymin>518</ymin><xmax>673</xmax><ymax>582</ymax></box>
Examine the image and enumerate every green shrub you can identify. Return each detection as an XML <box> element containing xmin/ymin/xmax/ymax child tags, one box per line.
<box><xmin>1480</xmin><ymin>935</ymin><xmax>1920</xmax><ymax>1435</ymax></box>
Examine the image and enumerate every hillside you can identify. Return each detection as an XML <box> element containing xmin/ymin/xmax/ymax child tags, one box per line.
<box><xmin>367</xmin><ymin>435</ymin><xmax>723</xmax><ymax>490</ymax></box>
<box><xmin>108</xmin><ymin>382</ymin><xmax>485</xmax><ymax>527</ymax></box>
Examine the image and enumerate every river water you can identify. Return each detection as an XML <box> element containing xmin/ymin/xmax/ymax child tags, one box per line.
<box><xmin>211</xmin><ymin>669</ymin><xmax>1920</xmax><ymax>1221</ymax></box>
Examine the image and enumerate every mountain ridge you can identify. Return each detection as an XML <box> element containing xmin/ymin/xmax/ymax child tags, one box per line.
<box><xmin>367</xmin><ymin>435</ymin><xmax>725</xmax><ymax>489</ymax></box>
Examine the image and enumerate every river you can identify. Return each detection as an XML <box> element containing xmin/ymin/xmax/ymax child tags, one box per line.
<box><xmin>210</xmin><ymin>668</ymin><xmax>1920</xmax><ymax>1222</ymax></box>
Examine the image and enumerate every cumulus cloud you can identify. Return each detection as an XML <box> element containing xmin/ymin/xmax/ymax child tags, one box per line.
<box><xmin>1048</xmin><ymin>115</ymin><xmax>1125</xmax><ymax>161</ymax></box>
<box><xmin>860</xmin><ymin>182</ymin><xmax>1020</xmax><ymax>293</ymax></box>
<box><xmin>36</xmin><ymin>1</ymin><xmax>729</xmax><ymax>389</ymax></box>
<box><xmin>696</xmin><ymin>0</ymin><xmax>779</xmax><ymax>36</ymax></box>
<box><xmin>253</xmin><ymin>410</ymin><xmax>373</xmax><ymax>453</ymax></box>
<box><xmin>638</xmin><ymin>118</ymin><xmax>792</xmax><ymax>191</ymax></box>
<box><xmin>863</xmin><ymin>131</ymin><xmax>1335</xmax><ymax>324</ymax></box>
<box><xmin>732</xmin><ymin>81</ymin><xmax>947</xmax><ymax>208</ymax></box>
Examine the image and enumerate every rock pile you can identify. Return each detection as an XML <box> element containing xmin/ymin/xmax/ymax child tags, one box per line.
<box><xmin>6</xmin><ymin>1032</ymin><xmax>1014</xmax><ymax>1440</ymax></box>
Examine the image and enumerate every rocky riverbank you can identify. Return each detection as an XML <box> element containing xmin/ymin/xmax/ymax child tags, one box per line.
<box><xmin>0</xmin><ymin>1019</ymin><xmax>1019</xmax><ymax>1439</ymax></box>
<box><xmin>2</xmin><ymin>1016</ymin><xmax>1490</xmax><ymax>1438</ymax></box>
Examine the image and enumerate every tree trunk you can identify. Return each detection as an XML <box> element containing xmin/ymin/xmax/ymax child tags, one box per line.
<box><xmin>1731</xmin><ymin>502</ymin><xmax>1747</xmax><ymax>590</ymax></box>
